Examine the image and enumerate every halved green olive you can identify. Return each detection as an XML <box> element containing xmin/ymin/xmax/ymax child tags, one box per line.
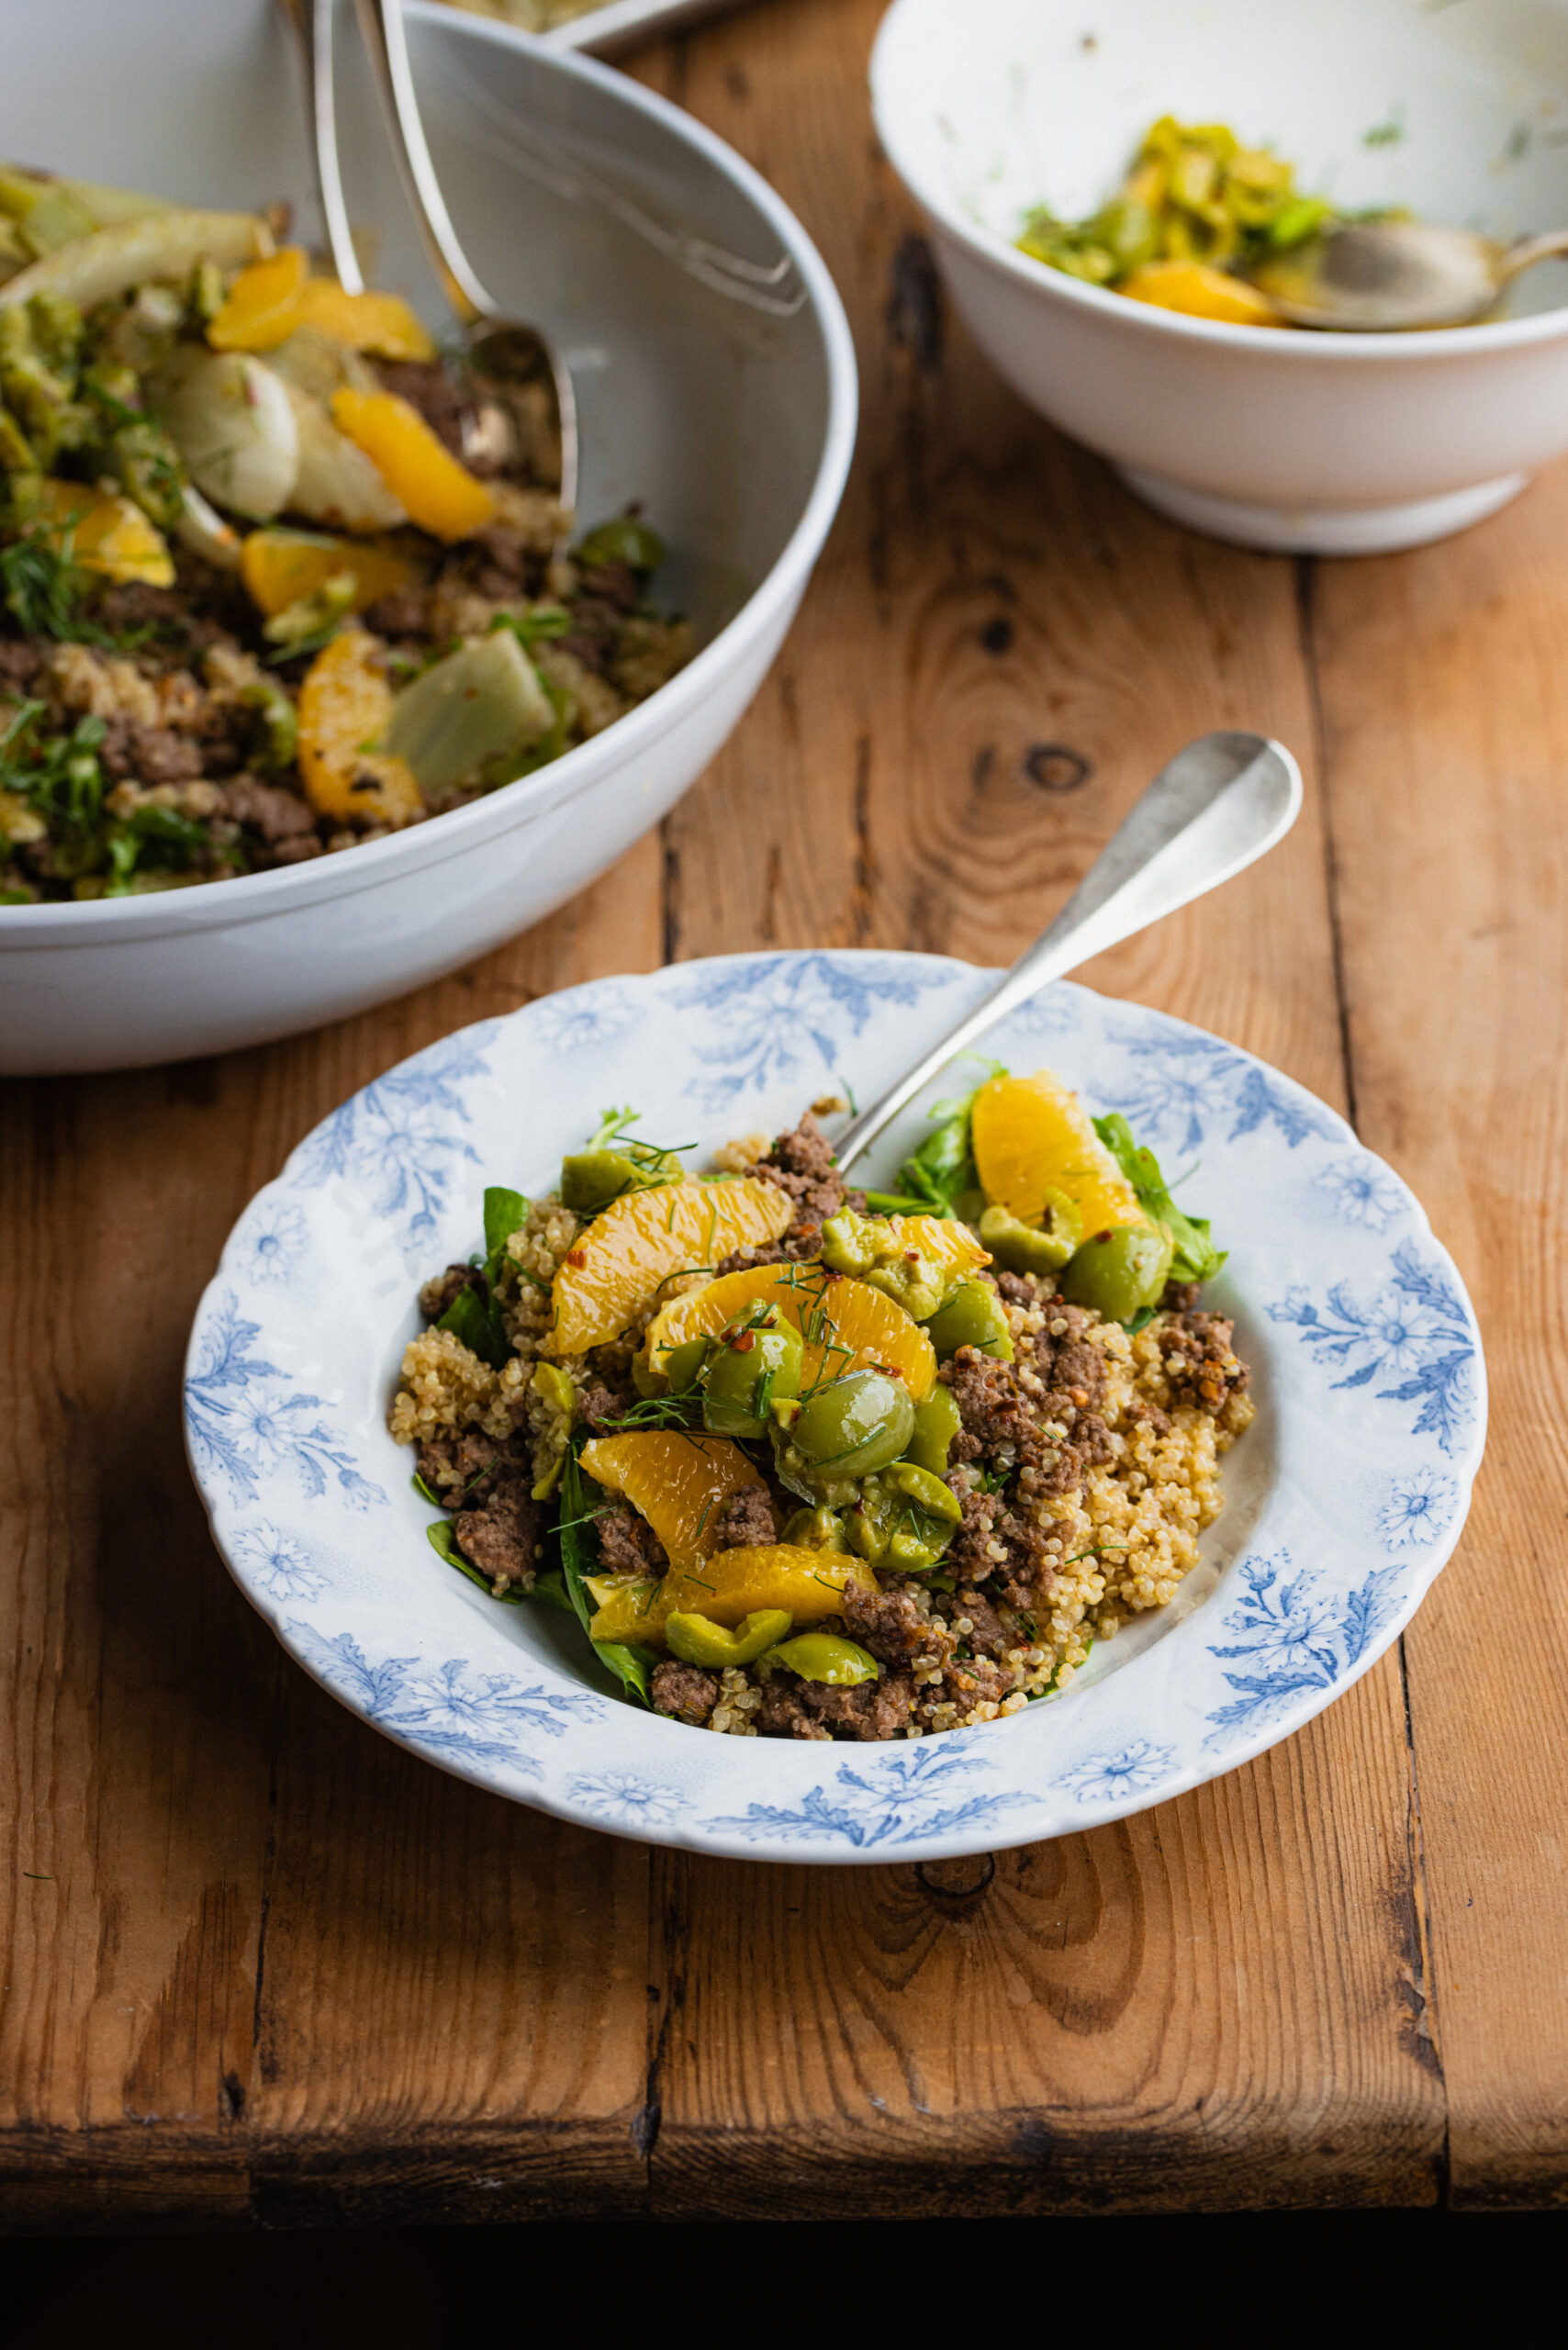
<box><xmin>700</xmin><ymin>1312</ymin><xmax>803</xmax><ymax>1438</ymax></box>
<box><xmin>760</xmin><ymin>1631</ymin><xmax>879</xmax><ymax>1686</ymax></box>
<box><xmin>790</xmin><ymin>1368</ymin><xmax>915</xmax><ymax>1480</ymax></box>
<box><xmin>560</xmin><ymin>1149</ymin><xmax>641</xmax><ymax>1213</ymax></box>
<box><xmin>666</xmin><ymin>1608</ymin><xmax>792</xmax><ymax>1669</ymax></box>
<box><xmin>780</xmin><ymin>1505</ymin><xmax>849</xmax><ymax>1552</ymax></box>
<box><xmin>924</xmin><ymin>1281</ymin><xmax>1014</xmax><ymax>1361</ymax></box>
<box><xmin>903</xmin><ymin>1386</ymin><xmax>963</xmax><ymax>1474</ymax></box>
<box><xmin>1059</xmin><ymin>1222</ymin><xmax>1174</xmax><ymax>1323</ymax></box>
<box><xmin>979</xmin><ymin>1192</ymin><xmax>1081</xmax><ymax>1275</ymax></box>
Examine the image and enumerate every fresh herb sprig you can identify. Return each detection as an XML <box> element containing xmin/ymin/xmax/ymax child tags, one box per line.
<box><xmin>1092</xmin><ymin>1113</ymin><xmax>1226</xmax><ymax>1283</ymax></box>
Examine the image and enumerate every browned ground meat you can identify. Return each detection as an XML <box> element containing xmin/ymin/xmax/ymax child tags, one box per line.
<box><xmin>597</xmin><ymin>1504</ymin><xmax>669</xmax><ymax>1575</ymax></box>
<box><xmin>1159</xmin><ymin>1311</ymin><xmax>1249</xmax><ymax>1416</ymax></box>
<box><xmin>955</xmin><ymin>1585</ymin><xmax>1013</xmax><ymax>1658</ymax></box>
<box><xmin>941</xmin><ymin>1347</ymin><xmax>1046</xmax><ymax>1472</ymax></box>
<box><xmin>419</xmin><ymin>1262</ymin><xmax>482</xmax><ymax>1323</ymax></box>
<box><xmin>944</xmin><ymin>1654</ymin><xmax>1019</xmax><ymax>1709</ymax></box>
<box><xmin>756</xmin><ymin>1670</ymin><xmax>917</xmax><ymax>1741</ymax></box>
<box><xmin>223</xmin><ymin>775</ymin><xmax>318</xmax><ymax>843</ymax></box>
<box><xmin>454</xmin><ymin>1478</ymin><xmax>542</xmax><ymax>1588</ymax></box>
<box><xmin>416</xmin><ymin>1427</ymin><xmax>523</xmax><ymax>1507</ymax></box>
<box><xmin>580</xmin><ymin>1382</ymin><xmax>634</xmax><ymax>1432</ymax></box>
<box><xmin>711</xmin><ymin>1485</ymin><xmax>778</xmax><ymax>1550</ymax></box>
<box><xmin>719</xmin><ymin>1114</ymin><xmax>868</xmax><ymax>1263</ymax></box>
<box><xmin>652</xmin><ymin>1661</ymin><xmax>722</xmax><ymax>1726</ymax></box>
<box><xmin>841</xmin><ymin>1583</ymin><xmax>935</xmax><ymax>1668</ymax></box>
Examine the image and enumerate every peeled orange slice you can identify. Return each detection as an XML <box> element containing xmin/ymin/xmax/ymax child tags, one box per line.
<box><xmin>972</xmin><ymin>1068</ymin><xmax>1145</xmax><ymax>1239</ymax></box>
<box><xmin>578</xmin><ymin>1430</ymin><xmax>761</xmax><ymax>1574</ymax></box>
<box><xmin>547</xmin><ymin>1178</ymin><xmax>792</xmax><ymax>1354</ymax></box>
<box><xmin>297</xmin><ymin>627</ymin><xmax>423</xmax><ymax>827</ymax></box>
<box><xmin>644</xmin><ymin>1261</ymin><xmax>936</xmax><ymax>1402</ymax></box>
<box><xmin>587</xmin><ymin>1543</ymin><xmax>877</xmax><ymax>1647</ymax></box>
<box><xmin>241</xmin><ymin>526</ymin><xmax>410</xmax><ymax>621</ymax></box>
<box><xmin>870</xmin><ymin>1214</ymin><xmax>990</xmax><ymax>1281</ymax></box>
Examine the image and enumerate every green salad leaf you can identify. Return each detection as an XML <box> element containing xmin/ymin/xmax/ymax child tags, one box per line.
<box><xmin>1092</xmin><ymin>1113</ymin><xmax>1226</xmax><ymax>1283</ymax></box>
<box><xmin>560</xmin><ymin>1442</ymin><xmax>656</xmax><ymax>1707</ymax></box>
<box><xmin>877</xmin><ymin>1060</ymin><xmax>1007</xmax><ymax>1220</ymax></box>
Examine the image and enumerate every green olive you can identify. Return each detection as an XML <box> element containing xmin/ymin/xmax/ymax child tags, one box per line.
<box><xmin>660</xmin><ymin>1335</ymin><xmax>714</xmax><ymax>1397</ymax></box>
<box><xmin>576</xmin><ymin>515</ymin><xmax>666</xmax><ymax>573</ymax></box>
<box><xmin>700</xmin><ymin>1313</ymin><xmax>804</xmax><ymax>1438</ymax></box>
<box><xmin>1059</xmin><ymin>1222</ymin><xmax>1174</xmax><ymax>1323</ymax></box>
<box><xmin>780</xmin><ymin>1505</ymin><xmax>849</xmax><ymax>1552</ymax></box>
<box><xmin>924</xmin><ymin>1281</ymin><xmax>1014</xmax><ymax>1361</ymax></box>
<box><xmin>560</xmin><ymin>1149</ymin><xmax>641</xmax><ymax>1212</ymax></box>
<box><xmin>903</xmin><ymin>1386</ymin><xmax>963</xmax><ymax>1474</ymax></box>
<box><xmin>665</xmin><ymin>1607</ymin><xmax>792</xmax><ymax>1668</ymax></box>
<box><xmin>979</xmin><ymin>1192</ymin><xmax>1081</xmax><ymax>1275</ymax></box>
<box><xmin>885</xmin><ymin>1460</ymin><xmax>962</xmax><ymax>1523</ymax></box>
<box><xmin>760</xmin><ymin>1631</ymin><xmax>879</xmax><ymax>1686</ymax></box>
<box><xmin>789</xmin><ymin>1368</ymin><xmax>915</xmax><ymax>1481</ymax></box>
<box><xmin>819</xmin><ymin>1208</ymin><xmax>882</xmax><ymax>1277</ymax></box>
<box><xmin>864</xmin><ymin>1248</ymin><xmax>946</xmax><ymax>1321</ymax></box>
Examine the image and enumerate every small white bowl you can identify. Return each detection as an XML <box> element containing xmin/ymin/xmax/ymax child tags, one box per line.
<box><xmin>0</xmin><ymin>0</ymin><xmax>856</xmax><ymax>1072</ymax></box>
<box><xmin>872</xmin><ymin>0</ymin><xmax>1568</xmax><ymax>554</ymax></box>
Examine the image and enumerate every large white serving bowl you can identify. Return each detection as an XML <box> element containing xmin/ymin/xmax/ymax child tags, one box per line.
<box><xmin>872</xmin><ymin>0</ymin><xmax>1568</xmax><ymax>554</ymax></box>
<box><xmin>0</xmin><ymin>0</ymin><xmax>855</xmax><ymax>1073</ymax></box>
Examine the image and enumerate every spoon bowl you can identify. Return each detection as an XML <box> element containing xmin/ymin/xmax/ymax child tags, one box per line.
<box><xmin>1252</xmin><ymin>219</ymin><xmax>1568</xmax><ymax>333</ymax></box>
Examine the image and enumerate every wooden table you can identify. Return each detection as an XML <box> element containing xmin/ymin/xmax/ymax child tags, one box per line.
<box><xmin>3</xmin><ymin>0</ymin><xmax>1564</xmax><ymax>2224</ymax></box>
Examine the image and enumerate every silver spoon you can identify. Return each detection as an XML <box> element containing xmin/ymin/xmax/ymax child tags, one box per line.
<box><xmin>1249</xmin><ymin>218</ymin><xmax>1568</xmax><ymax>332</ymax></box>
<box><xmin>279</xmin><ymin>0</ymin><xmax>577</xmax><ymax>506</ymax></box>
<box><xmin>833</xmin><ymin>731</ymin><xmax>1302</xmax><ymax>1176</ymax></box>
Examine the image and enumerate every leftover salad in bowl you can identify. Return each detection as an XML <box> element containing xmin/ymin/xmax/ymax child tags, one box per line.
<box><xmin>389</xmin><ymin>1066</ymin><xmax>1252</xmax><ymax>1744</ymax></box>
<box><xmin>0</xmin><ymin>166</ymin><xmax>689</xmax><ymax>905</ymax></box>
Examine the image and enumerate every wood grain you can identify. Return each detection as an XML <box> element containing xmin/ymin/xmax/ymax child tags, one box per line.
<box><xmin>1307</xmin><ymin>484</ymin><xmax>1568</xmax><ymax>2209</ymax></box>
<box><xmin>0</xmin><ymin>0</ymin><xmax>1550</xmax><ymax>2222</ymax></box>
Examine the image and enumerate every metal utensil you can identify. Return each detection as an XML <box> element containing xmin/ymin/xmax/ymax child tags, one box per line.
<box><xmin>832</xmin><ymin>731</ymin><xmax>1302</xmax><ymax>1175</ymax></box>
<box><xmin>1249</xmin><ymin>218</ymin><xmax>1568</xmax><ymax>332</ymax></box>
<box><xmin>279</xmin><ymin>0</ymin><xmax>577</xmax><ymax>505</ymax></box>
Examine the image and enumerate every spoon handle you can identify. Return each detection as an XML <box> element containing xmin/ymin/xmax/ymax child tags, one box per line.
<box><xmin>351</xmin><ymin>0</ymin><xmax>498</xmax><ymax>324</ymax></box>
<box><xmin>1498</xmin><ymin>225</ymin><xmax>1568</xmax><ymax>284</ymax></box>
<box><xmin>832</xmin><ymin>730</ymin><xmax>1303</xmax><ymax>1174</ymax></box>
<box><xmin>277</xmin><ymin>0</ymin><xmax>365</xmax><ymax>294</ymax></box>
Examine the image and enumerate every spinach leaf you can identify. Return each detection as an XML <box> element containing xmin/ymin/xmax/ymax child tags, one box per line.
<box><xmin>895</xmin><ymin>1061</ymin><xmax>1007</xmax><ymax>1219</ymax></box>
<box><xmin>426</xmin><ymin>1515</ymin><xmax>529</xmax><ymax>1605</ymax></box>
<box><xmin>559</xmin><ymin>1442</ymin><xmax>655</xmax><ymax>1707</ymax></box>
<box><xmin>1092</xmin><ymin>1113</ymin><xmax>1226</xmax><ymax>1284</ymax></box>
<box><xmin>530</xmin><ymin>1567</ymin><xmax>576</xmax><ymax>1615</ymax></box>
<box><xmin>482</xmin><ymin>1185</ymin><xmax>528</xmax><ymax>1278</ymax></box>
<box><xmin>435</xmin><ymin>1278</ymin><xmax>510</xmax><ymax>1371</ymax></box>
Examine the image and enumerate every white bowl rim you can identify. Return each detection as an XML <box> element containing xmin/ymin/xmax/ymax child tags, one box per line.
<box><xmin>869</xmin><ymin>0</ymin><xmax>1568</xmax><ymax>366</ymax></box>
<box><xmin>0</xmin><ymin>9</ymin><xmax>857</xmax><ymax>945</ymax></box>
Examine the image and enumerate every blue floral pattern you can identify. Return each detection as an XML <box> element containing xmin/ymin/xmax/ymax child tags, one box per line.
<box><xmin>705</xmin><ymin>1740</ymin><xmax>1036</xmax><ymax>1847</ymax></box>
<box><xmin>1377</xmin><ymin>1467</ymin><xmax>1460</xmax><ymax>1551</ymax></box>
<box><xmin>568</xmin><ymin>1771</ymin><xmax>687</xmax><ymax>1829</ymax></box>
<box><xmin>1267</xmin><ymin>1237</ymin><xmax>1477</xmax><ymax>1455</ymax></box>
<box><xmin>289</xmin><ymin>1022</ymin><xmax>500</xmax><ymax>1257</ymax></box>
<box><xmin>186</xmin><ymin>953</ymin><xmax>1484</xmax><ymax>1864</ymax></box>
<box><xmin>1058</xmin><ymin>1739</ymin><xmax>1177</xmax><ymax>1802</ymax></box>
<box><xmin>1104</xmin><ymin>1022</ymin><xmax>1335</xmax><ymax>1154</ymax></box>
<box><xmin>1204</xmin><ymin>1550</ymin><xmax>1406</xmax><ymax>1742</ymax></box>
<box><xmin>288</xmin><ymin>1626</ymin><xmax>599</xmax><ymax>1776</ymax></box>
<box><xmin>673</xmin><ymin>952</ymin><xmax>952</xmax><ymax>1110</ymax></box>
<box><xmin>185</xmin><ymin>1294</ymin><xmax>386</xmax><ymax>1511</ymax></box>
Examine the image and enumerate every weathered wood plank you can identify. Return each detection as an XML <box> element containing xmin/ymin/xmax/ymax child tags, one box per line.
<box><xmin>1306</xmin><ymin>478</ymin><xmax>1568</xmax><ymax>2209</ymax></box>
<box><xmin>630</xmin><ymin>0</ymin><xmax>1444</xmax><ymax>2215</ymax></box>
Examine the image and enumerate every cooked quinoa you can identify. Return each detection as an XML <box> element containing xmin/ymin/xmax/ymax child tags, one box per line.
<box><xmin>386</xmin><ymin>1091</ymin><xmax>1253</xmax><ymax>1746</ymax></box>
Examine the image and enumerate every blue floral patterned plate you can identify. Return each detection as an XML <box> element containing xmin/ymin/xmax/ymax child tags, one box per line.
<box><xmin>185</xmin><ymin>953</ymin><xmax>1485</xmax><ymax>1863</ymax></box>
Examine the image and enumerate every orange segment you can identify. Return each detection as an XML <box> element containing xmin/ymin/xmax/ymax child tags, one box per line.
<box><xmin>644</xmin><ymin>1261</ymin><xmax>937</xmax><ymax>1403</ymax></box>
<box><xmin>872</xmin><ymin>1214</ymin><xmax>990</xmax><ymax>1281</ymax></box>
<box><xmin>29</xmin><ymin>478</ymin><xmax>172</xmax><ymax>586</ymax></box>
<box><xmin>241</xmin><ymin>526</ymin><xmax>412</xmax><ymax>621</ymax></box>
<box><xmin>547</xmin><ymin>1178</ymin><xmax>792</xmax><ymax>1355</ymax></box>
<box><xmin>296</xmin><ymin>280</ymin><xmax>435</xmax><ymax>361</ymax></box>
<box><xmin>972</xmin><ymin>1068</ymin><xmax>1146</xmax><ymax>1237</ymax></box>
<box><xmin>578</xmin><ymin>1430</ymin><xmax>761</xmax><ymax>1575</ymax></box>
<box><xmin>207</xmin><ymin>245</ymin><xmax>309</xmax><ymax>351</ymax></box>
<box><xmin>297</xmin><ymin>627</ymin><xmax>423</xmax><ymax>828</ymax></box>
<box><xmin>1118</xmin><ymin>260</ymin><xmax>1287</xmax><ymax>327</ymax></box>
<box><xmin>330</xmin><ymin>387</ymin><xmax>494</xmax><ymax>541</ymax></box>
<box><xmin>587</xmin><ymin>1544</ymin><xmax>877</xmax><ymax>1648</ymax></box>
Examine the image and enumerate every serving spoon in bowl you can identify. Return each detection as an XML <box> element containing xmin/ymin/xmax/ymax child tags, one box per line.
<box><xmin>280</xmin><ymin>0</ymin><xmax>577</xmax><ymax>506</ymax></box>
<box><xmin>1248</xmin><ymin>218</ymin><xmax>1568</xmax><ymax>331</ymax></box>
<box><xmin>832</xmin><ymin>730</ymin><xmax>1301</xmax><ymax>1176</ymax></box>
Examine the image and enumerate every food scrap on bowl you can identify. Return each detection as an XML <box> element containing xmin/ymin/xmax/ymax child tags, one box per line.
<box><xmin>387</xmin><ymin>1069</ymin><xmax>1254</xmax><ymax>1744</ymax></box>
<box><xmin>0</xmin><ymin>166</ymin><xmax>691</xmax><ymax>905</ymax></box>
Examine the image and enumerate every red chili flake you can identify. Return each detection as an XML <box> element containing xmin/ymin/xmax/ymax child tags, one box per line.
<box><xmin>566</xmin><ymin>1248</ymin><xmax>588</xmax><ymax>1268</ymax></box>
<box><xmin>728</xmin><ymin>1327</ymin><xmax>756</xmax><ymax>1353</ymax></box>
